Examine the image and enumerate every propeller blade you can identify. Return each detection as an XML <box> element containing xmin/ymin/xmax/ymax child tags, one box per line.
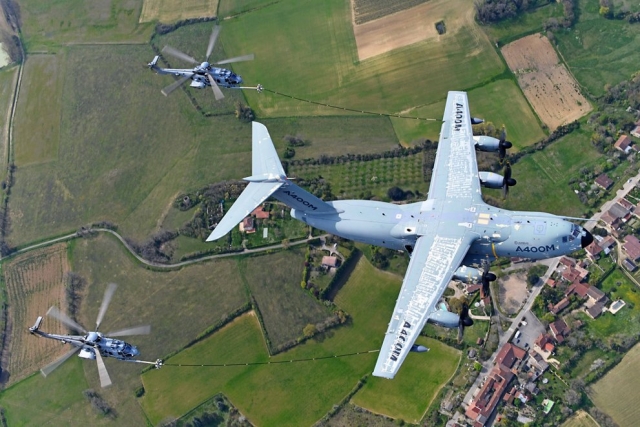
<box><xmin>41</xmin><ymin>347</ymin><xmax>80</xmax><ymax>377</ymax></box>
<box><xmin>458</xmin><ymin>303</ymin><xmax>474</xmax><ymax>342</ymax></box>
<box><xmin>206</xmin><ymin>25</ymin><xmax>222</xmax><ymax>60</ymax></box>
<box><xmin>207</xmin><ymin>74</ymin><xmax>225</xmax><ymax>100</ymax></box>
<box><xmin>107</xmin><ymin>325</ymin><xmax>151</xmax><ymax>337</ymax></box>
<box><xmin>502</xmin><ymin>164</ymin><xmax>516</xmax><ymax>198</ymax></box>
<box><xmin>94</xmin><ymin>351</ymin><xmax>112</xmax><ymax>388</ymax></box>
<box><xmin>215</xmin><ymin>53</ymin><xmax>255</xmax><ymax>65</ymax></box>
<box><xmin>47</xmin><ymin>306</ymin><xmax>87</xmax><ymax>334</ymax></box>
<box><xmin>161</xmin><ymin>45</ymin><xmax>198</xmax><ymax>65</ymax></box>
<box><xmin>96</xmin><ymin>283</ymin><xmax>117</xmax><ymax>330</ymax></box>
<box><xmin>498</xmin><ymin>128</ymin><xmax>513</xmax><ymax>161</ymax></box>
<box><xmin>161</xmin><ymin>73</ymin><xmax>194</xmax><ymax>96</ymax></box>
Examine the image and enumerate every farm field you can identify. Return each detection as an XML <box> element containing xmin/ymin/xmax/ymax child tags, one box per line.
<box><xmin>141</xmin><ymin>257</ymin><xmax>459</xmax><ymax>425</ymax></box>
<box><xmin>391</xmin><ymin>79</ymin><xmax>546</xmax><ymax>148</ymax></box>
<box><xmin>17</xmin><ymin>0</ymin><xmax>154</xmax><ymax>51</ymax></box>
<box><xmin>239</xmin><ymin>249</ymin><xmax>333</xmax><ymax>351</ymax></box>
<box><xmin>352</xmin><ymin>0</ymin><xmax>476</xmax><ymax>61</ymax></box>
<box><xmin>13</xmin><ymin>54</ymin><xmax>64</xmax><ymax>166</ymax></box>
<box><xmin>554</xmin><ymin>0</ymin><xmax>640</xmax><ymax>97</ymax></box>
<box><xmin>502</xmin><ymin>34</ymin><xmax>591</xmax><ymax>130</ymax></box>
<box><xmin>351</xmin><ymin>337</ymin><xmax>460</xmax><ymax>422</ymax></box>
<box><xmin>2</xmin><ymin>244</ymin><xmax>70</xmax><ymax>386</ymax></box>
<box><xmin>139</xmin><ymin>0</ymin><xmax>219</xmax><ymax>23</ymax></box>
<box><xmin>0</xmin><ymin>357</ymin><xmax>116</xmax><ymax>426</ymax></box>
<box><xmin>561</xmin><ymin>410</ymin><xmax>599</xmax><ymax>427</ymax></box>
<box><xmin>213</xmin><ymin>0</ymin><xmax>504</xmax><ymax>117</ymax></box>
<box><xmin>217</xmin><ymin>0</ymin><xmax>278</xmax><ymax>18</ymax></box>
<box><xmin>590</xmin><ymin>342</ymin><xmax>640</xmax><ymax>427</ymax></box>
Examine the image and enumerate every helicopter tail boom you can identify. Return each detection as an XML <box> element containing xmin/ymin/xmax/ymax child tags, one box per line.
<box><xmin>29</xmin><ymin>316</ymin><xmax>43</xmax><ymax>335</ymax></box>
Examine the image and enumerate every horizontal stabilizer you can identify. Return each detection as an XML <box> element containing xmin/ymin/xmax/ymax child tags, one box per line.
<box><xmin>206</xmin><ymin>181</ymin><xmax>283</xmax><ymax>241</ymax></box>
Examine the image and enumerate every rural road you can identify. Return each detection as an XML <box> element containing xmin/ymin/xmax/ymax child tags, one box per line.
<box><xmin>5</xmin><ymin>228</ymin><xmax>329</xmax><ymax>269</ymax></box>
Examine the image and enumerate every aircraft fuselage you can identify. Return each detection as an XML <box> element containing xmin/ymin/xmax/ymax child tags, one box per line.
<box><xmin>290</xmin><ymin>198</ymin><xmax>591</xmax><ymax>265</ymax></box>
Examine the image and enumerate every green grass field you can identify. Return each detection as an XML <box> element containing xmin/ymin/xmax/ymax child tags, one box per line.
<box><xmin>0</xmin><ymin>358</ymin><xmax>119</xmax><ymax>426</ymax></box>
<box><xmin>590</xmin><ymin>342</ymin><xmax>640</xmax><ymax>427</ymax></box>
<box><xmin>210</xmin><ymin>0</ymin><xmax>504</xmax><ymax>117</ymax></box>
<box><xmin>141</xmin><ymin>257</ymin><xmax>460</xmax><ymax>425</ymax></box>
<box><xmin>239</xmin><ymin>249</ymin><xmax>333</xmax><ymax>350</ymax></box>
<box><xmin>554</xmin><ymin>0</ymin><xmax>640</xmax><ymax>97</ymax></box>
<box><xmin>482</xmin><ymin>2</ymin><xmax>565</xmax><ymax>45</ymax></box>
<box><xmin>13</xmin><ymin>54</ymin><xmax>64</xmax><ymax>166</ymax></box>
<box><xmin>503</xmin><ymin>125</ymin><xmax>601</xmax><ymax>216</ymax></box>
<box><xmin>18</xmin><ymin>0</ymin><xmax>154</xmax><ymax>52</ymax></box>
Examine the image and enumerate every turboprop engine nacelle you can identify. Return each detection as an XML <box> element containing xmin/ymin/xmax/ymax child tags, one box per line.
<box><xmin>429</xmin><ymin>308</ymin><xmax>460</xmax><ymax>329</ymax></box>
<box><xmin>479</xmin><ymin>171</ymin><xmax>504</xmax><ymax>189</ymax></box>
<box><xmin>453</xmin><ymin>265</ymin><xmax>483</xmax><ymax>284</ymax></box>
<box><xmin>473</xmin><ymin>136</ymin><xmax>501</xmax><ymax>152</ymax></box>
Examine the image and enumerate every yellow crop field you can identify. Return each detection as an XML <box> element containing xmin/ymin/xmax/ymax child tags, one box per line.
<box><xmin>140</xmin><ymin>0</ymin><xmax>219</xmax><ymax>23</ymax></box>
<box><xmin>2</xmin><ymin>244</ymin><xmax>70</xmax><ymax>385</ymax></box>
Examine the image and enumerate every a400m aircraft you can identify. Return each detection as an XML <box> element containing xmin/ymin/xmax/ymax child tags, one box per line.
<box><xmin>206</xmin><ymin>91</ymin><xmax>593</xmax><ymax>379</ymax></box>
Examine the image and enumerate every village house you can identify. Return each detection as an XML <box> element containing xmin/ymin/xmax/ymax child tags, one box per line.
<box><xmin>549</xmin><ymin>318</ymin><xmax>570</xmax><ymax>343</ymax></box>
<box><xmin>614</xmin><ymin>134</ymin><xmax>634</xmax><ymax>153</ymax></box>
<box><xmin>595</xmin><ymin>173</ymin><xmax>614</xmax><ymax>191</ymax></box>
<box><xmin>465</xmin><ymin>343</ymin><xmax>527</xmax><ymax>426</ymax></box>
<box><xmin>631</xmin><ymin>120</ymin><xmax>640</xmax><ymax>138</ymax></box>
<box><xmin>623</xmin><ymin>235</ymin><xmax>640</xmax><ymax>261</ymax></box>
<box><xmin>533</xmin><ymin>333</ymin><xmax>555</xmax><ymax>359</ymax></box>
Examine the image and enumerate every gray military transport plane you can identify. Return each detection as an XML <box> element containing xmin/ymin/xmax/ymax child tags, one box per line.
<box><xmin>206</xmin><ymin>91</ymin><xmax>593</xmax><ymax>379</ymax></box>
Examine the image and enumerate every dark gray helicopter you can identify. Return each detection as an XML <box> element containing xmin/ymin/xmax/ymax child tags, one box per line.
<box><xmin>29</xmin><ymin>283</ymin><xmax>161</xmax><ymax>388</ymax></box>
<box><xmin>148</xmin><ymin>25</ymin><xmax>262</xmax><ymax>100</ymax></box>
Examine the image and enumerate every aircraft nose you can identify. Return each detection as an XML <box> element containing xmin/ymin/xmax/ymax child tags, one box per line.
<box><xmin>581</xmin><ymin>229</ymin><xmax>594</xmax><ymax>248</ymax></box>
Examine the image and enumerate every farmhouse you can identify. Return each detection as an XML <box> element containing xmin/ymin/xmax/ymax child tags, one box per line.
<box><xmin>251</xmin><ymin>206</ymin><xmax>270</xmax><ymax>220</ymax></box>
<box><xmin>614</xmin><ymin>135</ymin><xmax>634</xmax><ymax>153</ymax></box>
<box><xmin>239</xmin><ymin>217</ymin><xmax>255</xmax><ymax>233</ymax></box>
<box><xmin>595</xmin><ymin>174</ymin><xmax>614</xmax><ymax>190</ymax></box>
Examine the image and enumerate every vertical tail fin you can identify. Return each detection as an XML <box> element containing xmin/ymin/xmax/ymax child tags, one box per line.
<box><xmin>206</xmin><ymin>122</ymin><xmax>337</xmax><ymax>242</ymax></box>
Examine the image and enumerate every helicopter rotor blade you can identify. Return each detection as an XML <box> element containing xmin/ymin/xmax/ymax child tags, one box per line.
<box><xmin>161</xmin><ymin>45</ymin><xmax>198</xmax><ymax>65</ymax></box>
<box><xmin>215</xmin><ymin>53</ymin><xmax>255</xmax><ymax>65</ymax></box>
<box><xmin>207</xmin><ymin>74</ymin><xmax>225</xmax><ymax>100</ymax></box>
<box><xmin>96</xmin><ymin>283</ymin><xmax>117</xmax><ymax>331</ymax></box>
<box><xmin>47</xmin><ymin>306</ymin><xmax>87</xmax><ymax>334</ymax></box>
<box><xmin>161</xmin><ymin>73</ymin><xmax>194</xmax><ymax>96</ymax></box>
<box><xmin>107</xmin><ymin>325</ymin><xmax>151</xmax><ymax>337</ymax></box>
<box><xmin>41</xmin><ymin>347</ymin><xmax>80</xmax><ymax>377</ymax></box>
<box><xmin>94</xmin><ymin>351</ymin><xmax>113</xmax><ymax>388</ymax></box>
<box><xmin>206</xmin><ymin>25</ymin><xmax>222</xmax><ymax>61</ymax></box>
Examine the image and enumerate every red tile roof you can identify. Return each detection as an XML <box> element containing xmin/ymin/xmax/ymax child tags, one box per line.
<box><xmin>595</xmin><ymin>174</ymin><xmax>614</xmax><ymax>190</ymax></box>
<box><xmin>614</xmin><ymin>135</ymin><xmax>632</xmax><ymax>151</ymax></box>
<box><xmin>624</xmin><ymin>235</ymin><xmax>640</xmax><ymax>261</ymax></box>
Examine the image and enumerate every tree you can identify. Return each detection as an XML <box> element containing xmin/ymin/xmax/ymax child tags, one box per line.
<box><xmin>387</xmin><ymin>186</ymin><xmax>407</xmax><ymax>201</ymax></box>
<box><xmin>303</xmin><ymin>324</ymin><xmax>317</xmax><ymax>337</ymax></box>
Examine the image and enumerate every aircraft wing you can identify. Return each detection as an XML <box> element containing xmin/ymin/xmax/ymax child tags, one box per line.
<box><xmin>427</xmin><ymin>91</ymin><xmax>482</xmax><ymax>203</ymax></box>
<box><xmin>373</xmin><ymin>230</ymin><xmax>474</xmax><ymax>379</ymax></box>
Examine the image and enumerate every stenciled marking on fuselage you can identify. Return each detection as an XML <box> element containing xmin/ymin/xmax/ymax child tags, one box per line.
<box><xmin>445</xmin><ymin>98</ymin><xmax>473</xmax><ymax>199</ymax></box>
<box><xmin>282</xmin><ymin>190</ymin><xmax>317</xmax><ymax>211</ymax></box>
<box><xmin>516</xmin><ymin>245</ymin><xmax>557</xmax><ymax>253</ymax></box>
